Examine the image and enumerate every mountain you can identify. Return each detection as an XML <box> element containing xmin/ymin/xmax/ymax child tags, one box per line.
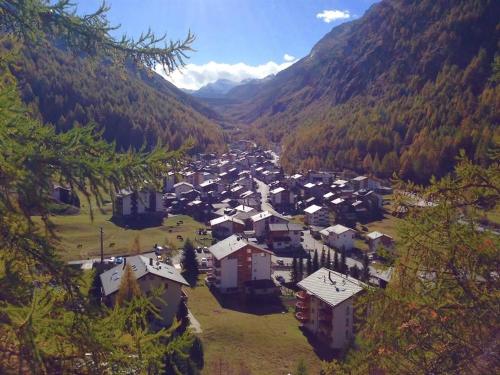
<box><xmin>3</xmin><ymin>39</ymin><xmax>226</xmax><ymax>154</ymax></box>
<box><xmin>189</xmin><ymin>79</ymin><xmax>243</xmax><ymax>99</ymax></box>
<box><xmin>220</xmin><ymin>0</ymin><xmax>499</xmax><ymax>183</ymax></box>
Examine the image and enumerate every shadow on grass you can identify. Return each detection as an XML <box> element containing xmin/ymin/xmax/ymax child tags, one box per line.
<box><xmin>299</xmin><ymin>326</ymin><xmax>340</xmax><ymax>362</ymax></box>
<box><xmin>110</xmin><ymin>213</ymin><xmax>165</xmax><ymax>229</ymax></box>
<box><xmin>209</xmin><ymin>287</ymin><xmax>288</xmax><ymax>316</ymax></box>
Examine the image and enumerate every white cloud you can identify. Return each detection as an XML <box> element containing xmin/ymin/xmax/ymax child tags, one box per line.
<box><xmin>316</xmin><ymin>9</ymin><xmax>351</xmax><ymax>23</ymax></box>
<box><xmin>156</xmin><ymin>57</ymin><xmax>298</xmax><ymax>91</ymax></box>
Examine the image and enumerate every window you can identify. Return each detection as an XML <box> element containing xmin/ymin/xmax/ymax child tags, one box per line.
<box><xmin>164</xmin><ymin>282</ymin><xmax>169</xmax><ymax>289</ymax></box>
<box><xmin>247</xmin><ymin>257</ymin><xmax>252</xmax><ymax>262</ymax></box>
<box><xmin>247</xmin><ymin>248</ymin><xmax>251</xmax><ymax>254</ymax></box>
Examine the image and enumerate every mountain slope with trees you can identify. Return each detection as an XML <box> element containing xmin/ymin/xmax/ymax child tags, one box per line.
<box><xmin>3</xmin><ymin>39</ymin><xmax>226</xmax><ymax>154</ymax></box>
<box><xmin>222</xmin><ymin>0</ymin><xmax>499</xmax><ymax>183</ymax></box>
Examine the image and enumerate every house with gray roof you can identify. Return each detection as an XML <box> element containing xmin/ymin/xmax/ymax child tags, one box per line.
<box><xmin>100</xmin><ymin>255</ymin><xmax>188</xmax><ymax>326</ymax></box>
<box><xmin>296</xmin><ymin>268</ymin><xmax>366</xmax><ymax>349</ymax></box>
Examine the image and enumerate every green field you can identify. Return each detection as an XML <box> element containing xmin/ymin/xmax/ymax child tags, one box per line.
<box><xmin>36</xmin><ymin>201</ymin><xmax>211</xmax><ymax>261</ymax></box>
<box><xmin>187</xmin><ymin>282</ymin><xmax>324</xmax><ymax>375</ymax></box>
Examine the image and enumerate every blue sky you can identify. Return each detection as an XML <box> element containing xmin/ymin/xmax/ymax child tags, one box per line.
<box><xmin>76</xmin><ymin>0</ymin><xmax>379</xmax><ymax>89</ymax></box>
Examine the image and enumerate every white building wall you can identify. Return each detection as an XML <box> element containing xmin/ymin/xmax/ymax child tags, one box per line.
<box><xmin>331</xmin><ymin>299</ymin><xmax>354</xmax><ymax>349</ymax></box>
<box><xmin>220</xmin><ymin>258</ymin><xmax>238</xmax><ymax>290</ymax></box>
<box><xmin>329</xmin><ymin>232</ymin><xmax>354</xmax><ymax>251</ymax></box>
<box><xmin>251</xmin><ymin>252</ymin><xmax>271</xmax><ymax>280</ymax></box>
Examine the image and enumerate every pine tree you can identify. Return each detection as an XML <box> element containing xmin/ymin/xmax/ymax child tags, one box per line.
<box><xmin>333</xmin><ymin>249</ymin><xmax>339</xmax><ymax>271</ymax></box>
<box><xmin>349</xmin><ymin>264</ymin><xmax>360</xmax><ymax>279</ymax></box>
<box><xmin>361</xmin><ymin>252</ymin><xmax>370</xmax><ymax>282</ymax></box>
<box><xmin>320</xmin><ymin>248</ymin><xmax>326</xmax><ymax>268</ymax></box>
<box><xmin>291</xmin><ymin>256</ymin><xmax>299</xmax><ymax>284</ymax></box>
<box><xmin>312</xmin><ymin>249</ymin><xmax>319</xmax><ymax>272</ymax></box>
<box><xmin>306</xmin><ymin>255</ymin><xmax>312</xmax><ymax>276</ymax></box>
<box><xmin>340</xmin><ymin>249</ymin><xmax>347</xmax><ymax>274</ymax></box>
<box><xmin>298</xmin><ymin>256</ymin><xmax>304</xmax><ymax>281</ymax></box>
<box><xmin>326</xmin><ymin>249</ymin><xmax>332</xmax><ymax>269</ymax></box>
<box><xmin>181</xmin><ymin>238</ymin><xmax>199</xmax><ymax>286</ymax></box>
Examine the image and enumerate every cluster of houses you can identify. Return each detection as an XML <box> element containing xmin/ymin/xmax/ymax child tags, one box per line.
<box><xmin>98</xmin><ymin>140</ymin><xmax>396</xmax><ymax>351</ymax></box>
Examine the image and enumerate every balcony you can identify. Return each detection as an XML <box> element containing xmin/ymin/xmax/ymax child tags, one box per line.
<box><xmin>295</xmin><ymin>311</ymin><xmax>310</xmax><ymax>323</ymax></box>
<box><xmin>295</xmin><ymin>300</ymin><xmax>309</xmax><ymax>310</ymax></box>
<box><xmin>295</xmin><ymin>291</ymin><xmax>310</xmax><ymax>301</ymax></box>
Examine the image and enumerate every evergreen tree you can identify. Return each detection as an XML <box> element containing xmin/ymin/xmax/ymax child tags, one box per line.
<box><xmin>298</xmin><ymin>256</ymin><xmax>304</xmax><ymax>281</ymax></box>
<box><xmin>312</xmin><ymin>249</ymin><xmax>319</xmax><ymax>272</ymax></box>
<box><xmin>306</xmin><ymin>254</ymin><xmax>312</xmax><ymax>276</ymax></box>
<box><xmin>326</xmin><ymin>249</ymin><xmax>331</xmax><ymax>269</ymax></box>
<box><xmin>320</xmin><ymin>248</ymin><xmax>326</xmax><ymax>268</ymax></box>
<box><xmin>340</xmin><ymin>249</ymin><xmax>347</xmax><ymax>274</ymax></box>
<box><xmin>131</xmin><ymin>191</ymin><xmax>138</xmax><ymax>218</ymax></box>
<box><xmin>333</xmin><ymin>249</ymin><xmax>339</xmax><ymax>272</ymax></box>
<box><xmin>291</xmin><ymin>256</ymin><xmax>299</xmax><ymax>284</ymax></box>
<box><xmin>181</xmin><ymin>238</ymin><xmax>199</xmax><ymax>286</ymax></box>
<box><xmin>361</xmin><ymin>252</ymin><xmax>370</xmax><ymax>282</ymax></box>
<box><xmin>349</xmin><ymin>264</ymin><xmax>361</xmax><ymax>279</ymax></box>
<box><xmin>326</xmin><ymin>156</ymin><xmax>499</xmax><ymax>374</ymax></box>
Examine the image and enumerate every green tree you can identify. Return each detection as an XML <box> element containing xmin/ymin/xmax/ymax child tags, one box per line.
<box><xmin>312</xmin><ymin>249</ymin><xmax>319</xmax><ymax>272</ymax></box>
<box><xmin>291</xmin><ymin>256</ymin><xmax>299</xmax><ymax>284</ymax></box>
<box><xmin>326</xmin><ymin>249</ymin><xmax>331</xmax><ymax>269</ymax></box>
<box><xmin>340</xmin><ymin>249</ymin><xmax>347</xmax><ymax>274</ymax></box>
<box><xmin>333</xmin><ymin>249</ymin><xmax>339</xmax><ymax>271</ymax></box>
<box><xmin>181</xmin><ymin>238</ymin><xmax>199</xmax><ymax>286</ymax></box>
<box><xmin>328</xmin><ymin>155</ymin><xmax>500</xmax><ymax>374</ymax></box>
<box><xmin>0</xmin><ymin>0</ymin><xmax>195</xmax><ymax>371</ymax></box>
<box><xmin>306</xmin><ymin>254</ymin><xmax>312</xmax><ymax>276</ymax></box>
<box><xmin>298</xmin><ymin>255</ymin><xmax>304</xmax><ymax>281</ymax></box>
<box><xmin>361</xmin><ymin>253</ymin><xmax>370</xmax><ymax>282</ymax></box>
<box><xmin>320</xmin><ymin>248</ymin><xmax>326</xmax><ymax>268</ymax></box>
<box><xmin>349</xmin><ymin>264</ymin><xmax>360</xmax><ymax>279</ymax></box>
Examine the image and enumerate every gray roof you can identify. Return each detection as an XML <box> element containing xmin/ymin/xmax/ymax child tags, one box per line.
<box><xmin>298</xmin><ymin>268</ymin><xmax>365</xmax><ymax>307</ymax></box>
<box><xmin>209</xmin><ymin>235</ymin><xmax>271</xmax><ymax>260</ymax></box>
<box><xmin>100</xmin><ymin>255</ymin><xmax>189</xmax><ymax>296</ymax></box>
<box><xmin>269</xmin><ymin>223</ymin><xmax>303</xmax><ymax>232</ymax></box>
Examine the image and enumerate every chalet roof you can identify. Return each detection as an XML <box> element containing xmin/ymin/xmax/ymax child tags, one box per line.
<box><xmin>320</xmin><ymin>224</ymin><xmax>355</xmax><ymax>236</ymax></box>
<box><xmin>174</xmin><ymin>182</ymin><xmax>194</xmax><ymax>188</ymax></box>
<box><xmin>331</xmin><ymin>198</ymin><xmax>345</xmax><ymax>205</ymax></box>
<box><xmin>367</xmin><ymin>231</ymin><xmax>392</xmax><ymax>240</ymax></box>
<box><xmin>209</xmin><ymin>234</ymin><xmax>271</xmax><ymax>260</ymax></box>
<box><xmin>352</xmin><ymin>176</ymin><xmax>368</xmax><ymax>181</ymax></box>
<box><xmin>251</xmin><ymin>211</ymin><xmax>273</xmax><ymax>222</ymax></box>
<box><xmin>304</xmin><ymin>204</ymin><xmax>323</xmax><ymax>214</ymax></box>
<box><xmin>298</xmin><ymin>268</ymin><xmax>365</xmax><ymax>308</ymax></box>
<box><xmin>100</xmin><ymin>255</ymin><xmax>188</xmax><ymax>296</ymax></box>
<box><xmin>210</xmin><ymin>215</ymin><xmax>244</xmax><ymax>227</ymax></box>
<box><xmin>269</xmin><ymin>223</ymin><xmax>303</xmax><ymax>232</ymax></box>
<box><xmin>270</xmin><ymin>187</ymin><xmax>285</xmax><ymax>195</ymax></box>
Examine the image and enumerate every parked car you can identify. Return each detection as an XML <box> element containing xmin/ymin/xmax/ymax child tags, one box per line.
<box><xmin>202</xmin><ymin>247</ymin><xmax>210</xmax><ymax>254</ymax></box>
<box><xmin>276</xmin><ymin>259</ymin><xmax>284</xmax><ymax>266</ymax></box>
<box><xmin>196</xmin><ymin>247</ymin><xmax>202</xmax><ymax>254</ymax></box>
<box><xmin>275</xmin><ymin>275</ymin><xmax>285</xmax><ymax>284</ymax></box>
<box><xmin>115</xmin><ymin>256</ymin><xmax>124</xmax><ymax>264</ymax></box>
<box><xmin>200</xmin><ymin>257</ymin><xmax>208</xmax><ymax>267</ymax></box>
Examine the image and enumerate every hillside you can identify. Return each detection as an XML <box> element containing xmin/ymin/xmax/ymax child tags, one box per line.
<box><xmin>3</xmin><ymin>39</ymin><xmax>226</xmax><ymax>154</ymax></box>
<box><xmin>221</xmin><ymin>0</ymin><xmax>499</xmax><ymax>183</ymax></box>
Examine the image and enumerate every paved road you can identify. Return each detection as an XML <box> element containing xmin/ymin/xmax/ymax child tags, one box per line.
<box><xmin>254</xmin><ymin>178</ymin><xmax>281</xmax><ymax>216</ymax></box>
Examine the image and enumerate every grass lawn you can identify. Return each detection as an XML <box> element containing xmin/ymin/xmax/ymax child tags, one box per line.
<box><xmin>357</xmin><ymin>211</ymin><xmax>402</xmax><ymax>241</ymax></box>
<box><xmin>186</xmin><ymin>282</ymin><xmax>324</xmax><ymax>375</ymax></box>
<box><xmin>35</xmin><ymin>199</ymin><xmax>211</xmax><ymax>261</ymax></box>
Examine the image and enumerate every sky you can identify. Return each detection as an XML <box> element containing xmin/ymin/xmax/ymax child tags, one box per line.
<box><xmin>76</xmin><ymin>1</ymin><xmax>379</xmax><ymax>90</ymax></box>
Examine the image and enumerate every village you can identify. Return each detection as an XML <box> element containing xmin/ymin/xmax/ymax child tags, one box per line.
<box><xmin>58</xmin><ymin>139</ymin><xmax>399</xmax><ymax>372</ymax></box>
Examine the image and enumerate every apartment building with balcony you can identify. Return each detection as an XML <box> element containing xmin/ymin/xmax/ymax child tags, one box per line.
<box><xmin>207</xmin><ymin>235</ymin><xmax>274</xmax><ymax>294</ymax></box>
<box><xmin>295</xmin><ymin>268</ymin><xmax>365</xmax><ymax>350</ymax></box>
<box><xmin>304</xmin><ymin>204</ymin><xmax>330</xmax><ymax>227</ymax></box>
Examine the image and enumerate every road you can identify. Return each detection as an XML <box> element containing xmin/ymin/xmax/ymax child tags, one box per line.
<box><xmin>254</xmin><ymin>178</ymin><xmax>281</xmax><ymax>215</ymax></box>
